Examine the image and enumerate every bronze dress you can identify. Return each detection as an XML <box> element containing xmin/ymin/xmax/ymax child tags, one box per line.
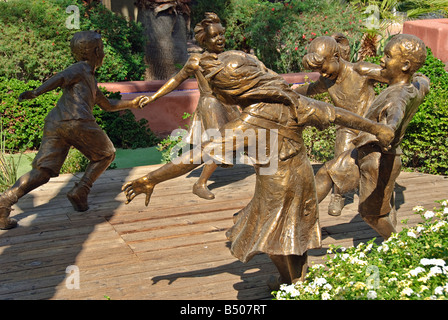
<box><xmin>199</xmin><ymin>51</ymin><xmax>336</xmax><ymax>262</ymax></box>
<box><xmin>184</xmin><ymin>54</ymin><xmax>241</xmax><ymax>145</ymax></box>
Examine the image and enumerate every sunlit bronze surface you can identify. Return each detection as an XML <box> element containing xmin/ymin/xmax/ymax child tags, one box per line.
<box><xmin>123</xmin><ymin>48</ymin><xmax>393</xmax><ymax>288</ymax></box>
<box><xmin>314</xmin><ymin>34</ymin><xmax>429</xmax><ymax>239</ymax></box>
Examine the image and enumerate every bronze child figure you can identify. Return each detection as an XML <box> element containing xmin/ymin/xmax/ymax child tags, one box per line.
<box><xmin>0</xmin><ymin>31</ymin><xmax>148</xmax><ymax>229</ymax></box>
<box><xmin>314</xmin><ymin>34</ymin><xmax>430</xmax><ymax>239</ymax></box>
<box><xmin>296</xmin><ymin>35</ymin><xmax>388</xmax><ymax>217</ymax></box>
<box><xmin>143</xmin><ymin>12</ymin><xmax>240</xmax><ymax>200</ymax></box>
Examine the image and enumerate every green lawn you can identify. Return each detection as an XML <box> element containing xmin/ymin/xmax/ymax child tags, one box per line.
<box><xmin>8</xmin><ymin>147</ymin><xmax>164</xmax><ymax>177</ymax></box>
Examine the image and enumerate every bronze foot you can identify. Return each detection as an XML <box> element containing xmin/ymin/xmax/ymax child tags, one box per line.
<box><xmin>192</xmin><ymin>182</ymin><xmax>215</xmax><ymax>200</ymax></box>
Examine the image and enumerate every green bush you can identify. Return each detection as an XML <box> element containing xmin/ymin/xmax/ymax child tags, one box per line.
<box><xmin>400</xmin><ymin>49</ymin><xmax>448</xmax><ymax>175</ymax></box>
<box><xmin>0</xmin><ymin>77</ymin><xmax>159</xmax><ymax>151</ymax></box>
<box><xmin>0</xmin><ymin>77</ymin><xmax>59</xmax><ymax>150</ymax></box>
<box><xmin>273</xmin><ymin>200</ymin><xmax>448</xmax><ymax>300</ymax></box>
<box><xmin>245</xmin><ymin>0</ymin><xmax>364</xmax><ymax>73</ymax></box>
<box><xmin>59</xmin><ymin>147</ymin><xmax>90</xmax><ymax>174</ymax></box>
<box><xmin>0</xmin><ymin>0</ymin><xmax>146</xmax><ymax>83</ymax></box>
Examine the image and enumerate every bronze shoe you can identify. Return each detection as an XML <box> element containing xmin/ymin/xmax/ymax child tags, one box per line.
<box><xmin>328</xmin><ymin>194</ymin><xmax>345</xmax><ymax>216</ymax></box>
<box><xmin>0</xmin><ymin>207</ymin><xmax>17</xmax><ymax>230</ymax></box>
<box><xmin>67</xmin><ymin>182</ymin><xmax>90</xmax><ymax>212</ymax></box>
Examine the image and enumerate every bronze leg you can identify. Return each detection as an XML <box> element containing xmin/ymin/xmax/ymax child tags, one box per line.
<box><xmin>0</xmin><ymin>168</ymin><xmax>52</xmax><ymax>229</ymax></box>
<box><xmin>67</xmin><ymin>154</ymin><xmax>115</xmax><ymax>212</ymax></box>
<box><xmin>267</xmin><ymin>252</ymin><xmax>308</xmax><ymax>290</ymax></box>
<box><xmin>314</xmin><ymin>166</ymin><xmax>334</xmax><ymax>203</ymax></box>
<box><xmin>193</xmin><ymin>163</ymin><xmax>218</xmax><ymax>200</ymax></box>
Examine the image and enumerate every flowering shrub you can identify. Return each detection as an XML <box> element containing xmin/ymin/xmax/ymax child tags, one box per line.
<box><xmin>242</xmin><ymin>0</ymin><xmax>364</xmax><ymax>73</ymax></box>
<box><xmin>273</xmin><ymin>200</ymin><xmax>448</xmax><ymax>300</ymax></box>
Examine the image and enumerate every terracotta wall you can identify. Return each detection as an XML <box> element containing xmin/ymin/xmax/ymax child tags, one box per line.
<box><xmin>99</xmin><ymin>72</ymin><xmax>320</xmax><ymax>137</ymax></box>
<box><xmin>403</xmin><ymin>19</ymin><xmax>448</xmax><ymax>64</ymax></box>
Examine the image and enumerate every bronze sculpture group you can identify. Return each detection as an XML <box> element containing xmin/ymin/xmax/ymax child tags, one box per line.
<box><xmin>0</xmin><ymin>13</ymin><xmax>430</xmax><ymax>291</ymax></box>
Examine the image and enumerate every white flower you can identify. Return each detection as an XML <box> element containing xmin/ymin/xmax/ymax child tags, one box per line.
<box><xmin>413</xmin><ymin>205</ymin><xmax>425</xmax><ymax>212</ymax></box>
<box><xmin>424</xmin><ymin>210</ymin><xmax>435</xmax><ymax>219</ymax></box>
<box><xmin>441</xmin><ymin>200</ymin><xmax>447</xmax><ymax>207</ymax></box>
<box><xmin>429</xmin><ymin>266</ymin><xmax>443</xmax><ymax>276</ymax></box>
<box><xmin>407</xmin><ymin>231</ymin><xmax>417</xmax><ymax>238</ymax></box>
<box><xmin>416</xmin><ymin>225</ymin><xmax>425</xmax><ymax>233</ymax></box>
<box><xmin>367</xmin><ymin>290</ymin><xmax>377</xmax><ymax>300</ymax></box>
<box><xmin>315</xmin><ymin>277</ymin><xmax>327</xmax><ymax>287</ymax></box>
<box><xmin>444</xmin><ymin>207</ymin><xmax>448</xmax><ymax>214</ymax></box>
<box><xmin>323</xmin><ymin>283</ymin><xmax>333</xmax><ymax>291</ymax></box>
<box><xmin>401</xmin><ymin>287</ymin><xmax>414</xmax><ymax>296</ymax></box>
<box><xmin>282</xmin><ymin>284</ymin><xmax>301</xmax><ymax>297</ymax></box>
<box><xmin>341</xmin><ymin>253</ymin><xmax>350</xmax><ymax>261</ymax></box>
<box><xmin>420</xmin><ymin>258</ymin><xmax>446</xmax><ymax>267</ymax></box>
<box><xmin>409</xmin><ymin>267</ymin><xmax>425</xmax><ymax>277</ymax></box>
<box><xmin>321</xmin><ymin>292</ymin><xmax>331</xmax><ymax>300</ymax></box>
<box><xmin>365</xmin><ymin>243</ymin><xmax>373</xmax><ymax>252</ymax></box>
<box><xmin>388</xmin><ymin>277</ymin><xmax>397</xmax><ymax>283</ymax></box>
<box><xmin>434</xmin><ymin>286</ymin><xmax>444</xmax><ymax>295</ymax></box>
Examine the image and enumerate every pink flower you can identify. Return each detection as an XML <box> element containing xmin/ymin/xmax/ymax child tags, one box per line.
<box><xmin>295</xmin><ymin>47</ymin><xmax>298</xmax><ymax>51</ymax></box>
<box><xmin>272</xmin><ymin>8</ymin><xmax>275</xmax><ymax>11</ymax></box>
<box><xmin>302</xmin><ymin>34</ymin><xmax>306</xmax><ymax>39</ymax></box>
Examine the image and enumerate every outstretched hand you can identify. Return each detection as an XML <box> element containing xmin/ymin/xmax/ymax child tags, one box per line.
<box><xmin>18</xmin><ymin>90</ymin><xmax>37</xmax><ymax>102</ymax></box>
<box><xmin>122</xmin><ymin>175</ymin><xmax>155</xmax><ymax>206</ymax></box>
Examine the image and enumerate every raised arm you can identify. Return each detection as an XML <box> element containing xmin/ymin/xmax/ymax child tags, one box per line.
<box><xmin>296</xmin><ymin>96</ymin><xmax>394</xmax><ymax>148</ymax></box>
<box><xmin>18</xmin><ymin>73</ymin><xmax>68</xmax><ymax>101</ymax></box>
<box><xmin>145</xmin><ymin>53</ymin><xmax>201</xmax><ymax>105</ymax></box>
<box><xmin>354</xmin><ymin>61</ymin><xmax>389</xmax><ymax>84</ymax></box>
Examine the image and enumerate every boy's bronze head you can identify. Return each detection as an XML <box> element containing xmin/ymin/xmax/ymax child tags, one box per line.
<box><xmin>380</xmin><ymin>34</ymin><xmax>426</xmax><ymax>83</ymax></box>
<box><xmin>70</xmin><ymin>31</ymin><xmax>104</xmax><ymax>68</ymax></box>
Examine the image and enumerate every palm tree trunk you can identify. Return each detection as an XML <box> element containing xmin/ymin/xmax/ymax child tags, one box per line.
<box><xmin>136</xmin><ymin>1</ymin><xmax>190</xmax><ymax>80</ymax></box>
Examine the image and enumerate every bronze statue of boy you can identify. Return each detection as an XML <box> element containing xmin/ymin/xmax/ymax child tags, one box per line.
<box><xmin>0</xmin><ymin>31</ymin><xmax>147</xmax><ymax>229</ymax></box>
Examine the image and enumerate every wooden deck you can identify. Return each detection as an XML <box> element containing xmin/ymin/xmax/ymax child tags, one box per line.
<box><xmin>0</xmin><ymin>163</ymin><xmax>447</xmax><ymax>300</ymax></box>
